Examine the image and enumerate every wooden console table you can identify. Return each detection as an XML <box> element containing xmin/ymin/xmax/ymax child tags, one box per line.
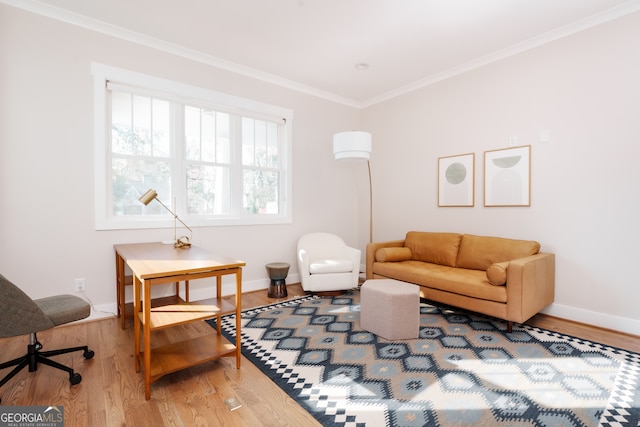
<box><xmin>113</xmin><ymin>242</ymin><xmax>245</xmax><ymax>400</ymax></box>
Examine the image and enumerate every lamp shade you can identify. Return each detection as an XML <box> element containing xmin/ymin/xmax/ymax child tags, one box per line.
<box><xmin>138</xmin><ymin>189</ymin><xmax>158</xmax><ymax>206</ymax></box>
<box><xmin>333</xmin><ymin>131</ymin><xmax>372</xmax><ymax>161</ymax></box>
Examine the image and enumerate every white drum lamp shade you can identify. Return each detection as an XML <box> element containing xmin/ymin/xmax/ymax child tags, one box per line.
<box><xmin>333</xmin><ymin>131</ymin><xmax>372</xmax><ymax>161</ymax></box>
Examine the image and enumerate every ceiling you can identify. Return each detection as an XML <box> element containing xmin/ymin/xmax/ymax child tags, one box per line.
<box><xmin>6</xmin><ymin>0</ymin><xmax>640</xmax><ymax>107</ymax></box>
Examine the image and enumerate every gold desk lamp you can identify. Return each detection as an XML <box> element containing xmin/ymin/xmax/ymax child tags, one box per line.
<box><xmin>138</xmin><ymin>189</ymin><xmax>192</xmax><ymax>248</ymax></box>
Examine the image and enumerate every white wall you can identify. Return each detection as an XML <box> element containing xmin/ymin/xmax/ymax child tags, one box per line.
<box><xmin>362</xmin><ymin>11</ymin><xmax>640</xmax><ymax>335</ymax></box>
<box><xmin>2</xmin><ymin>4</ymin><xmax>640</xmax><ymax>335</ymax></box>
<box><xmin>0</xmin><ymin>4</ymin><xmax>363</xmax><ymax>316</ymax></box>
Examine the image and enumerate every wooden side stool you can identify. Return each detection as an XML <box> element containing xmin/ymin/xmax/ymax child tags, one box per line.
<box><xmin>266</xmin><ymin>262</ymin><xmax>289</xmax><ymax>298</ymax></box>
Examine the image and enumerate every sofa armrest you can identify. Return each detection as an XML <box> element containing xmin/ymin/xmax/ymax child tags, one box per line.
<box><xmin>505</xmin><ymin>252</ymin><xmax>555</xmax><ymax>323</ymax></box>
<box><xmin>365</xmin><ymin>240</ymin><xmax>405</xmax><ymax>279</ymax></box>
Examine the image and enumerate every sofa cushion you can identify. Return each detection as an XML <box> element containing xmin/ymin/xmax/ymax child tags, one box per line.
<box><xmin>404</xmin><ymin>232</ymin><xmax>462</xmax><ymax>268</ymax></box>
<box><xmin>372</xmin><ymin>260</ymin><xmax>507</xmax><ymax>303</ymax></box>
<box><xmin>375</xmin><ymin>247</ymin><xmax>412</xmax><ymax>262</ymax></box>
<box><xmin>486</xmin><ymin>261</ymin><xmax>509</xmax><ymax>285</ymax></box>
<box><xmin>456</xmin><ymin>234</ymin><xmax>540</xmax><ymax>270</ymax></box>
<box><xmin>309</xmin><ymin>259</ymin><xmax>353</xmax><ymax>274</ymax></box>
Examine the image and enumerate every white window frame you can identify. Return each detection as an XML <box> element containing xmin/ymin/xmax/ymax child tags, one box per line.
<box><xmin>91</xmin><ymin>63</ymin><xmax>293</xmax><ymax>230</ymax></box>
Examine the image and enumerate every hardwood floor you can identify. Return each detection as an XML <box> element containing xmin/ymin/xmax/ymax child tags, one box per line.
<box><xmin>1</xmin><ymin>283</ymin><xmax>639</xmax><ymax>426</ymax></box>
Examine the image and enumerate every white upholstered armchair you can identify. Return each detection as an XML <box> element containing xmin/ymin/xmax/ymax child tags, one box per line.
<box><xmin>297</xmin><ymin>232</ymin><xmax>361</xmax><ymax>294</ymax></box>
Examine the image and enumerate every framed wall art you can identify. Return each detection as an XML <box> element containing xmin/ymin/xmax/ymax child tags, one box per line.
<box><xmin>438</xmin><ymin>153</ymin><xmax>475</xmax><ymax>207</ymax></box>
<box><xmin>484</xmin><ymin>145</ymin><xmax>531</xmax><ymax>207</ymax></box>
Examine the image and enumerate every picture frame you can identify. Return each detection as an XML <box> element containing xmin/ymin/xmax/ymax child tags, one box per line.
<box><xmin>438</xmin><ymin>153</ymin><xmax>475</xmax><ymax>207</ymax></box>
<box><xmin>484</xmin><ymin>145</ymin><xmax>531</xmax><ymax>207</ymax></box>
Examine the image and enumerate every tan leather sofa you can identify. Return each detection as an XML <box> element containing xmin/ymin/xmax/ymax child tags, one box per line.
<box><xmin>366</xmin><ymin>231</ymin><xmax>555</xmax><ymax>332</ymax></box>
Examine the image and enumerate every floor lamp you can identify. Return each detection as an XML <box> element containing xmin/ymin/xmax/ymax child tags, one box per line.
<box><xmin>138</xmin><ymin>189</ymin><xmax>192</xmax><ymax>248</ymax></box>
<box><xmin>333</xmin><ymin>131</ymin><xmax>373</xmax><ymax>243</ymax></box>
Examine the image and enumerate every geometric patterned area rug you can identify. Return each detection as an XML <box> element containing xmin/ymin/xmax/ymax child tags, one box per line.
<box><xmin>211</xmin><ymin>291</ymin><xmax>640</xmax><ymax>427</ymax></box>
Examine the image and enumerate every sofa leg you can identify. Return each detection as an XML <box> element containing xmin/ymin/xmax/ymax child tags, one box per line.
<box><xmin>506</xmin><ymin>321</ymin><xmax>513</xmax><ymax>333</ymax></box>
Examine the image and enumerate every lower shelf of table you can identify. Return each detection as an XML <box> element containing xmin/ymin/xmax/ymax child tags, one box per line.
<box><xmin>138</xmin><ymin>297</ymin><xmax>236</xmax><ymax>329</ymax></box>
<box><xmin>140</xmin><ymin>333</ymin><xmax>238</xmax><ymax>384</ymax></box>
<box><xmin>123</xmin><ymin>295</ymin><xmax>184</xmax><ymax>319</ymax></box>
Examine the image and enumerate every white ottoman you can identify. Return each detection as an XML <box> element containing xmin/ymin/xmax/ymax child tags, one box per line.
<box><xmin>360</xmin><ymin>279</ymin><xmax>420</xmax><ymax>340</ymax></box>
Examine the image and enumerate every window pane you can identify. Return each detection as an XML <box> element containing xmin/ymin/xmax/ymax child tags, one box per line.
<box><xmin>241</xmin><ymin>117</ymin><xmax>280</xmax><ymax>168</ymax></box>
<box><xmin>132</xmin><ymin>95</ymin><xmax>152</xmax><ymax>155</ymax></box>
<box><xmin>201</xmin><ymin>110</ymin><xmax>215</xmax><ymax>162</ymax></box>
<box><xmin>242</xmin><ymin>118</ymin><xmax>255</xmax><ymax>166</ymax></box>
<box><xmin>112</xmin><ymin>92</ymin><xmax>170</xmax><ymax>158</ymax></box>
<box><xmin>216</xmin><ymin>112</ymin><xmax>230</xmax><ymax>163</ymax></box>
<box><xmin>185</xmin><ymin>106</ymin><xmax>201</xmax><ymax>161</ymax></box>
<box><xmin>266</xmin><ymin>122</ymin><xmax>279</xmax><ymax>168</ymax></box>
<box><xmin>152</xmin><ymin>99</ymin><xmax>170</xmax><ymax>157</ymax></box>
<box><xmin>112</xmin><ymin>157</ymin><xmax>171</xmax><ymax>216</ymax></box>
<box><xmin>186</xmin><ymin>164</ymin><xmax>230</xmax><ymax>215</ymax></box>
<box><xmin>111</xmin><ymin>91</ymin><xmax>132</xmax><ymax>154</ymax></box>
<box><xmin>186</xmin><ymin>107</ymin><xmax>229</xmax><ymax>164</ymax></box>
<box><xmin>255</xmin><ymin>120</ymin><xmax>267</xmax><ymax>167</ymax></box>
<box><xmin>243</xmin><ymin>169</ymin><xmax>279</xmax><ymax>214</ymax></box>
<box><xmin>112</xmin><ymin>92</ymin><xmax>152</xmax><ymax>156</ymax></box>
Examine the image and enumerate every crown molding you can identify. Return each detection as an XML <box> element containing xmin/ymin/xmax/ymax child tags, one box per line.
<box><xmin>2</xmin><ymin>0</ymin><xmax>639</xmax><ymax>109</ymax></box>
<box><xmin>0</xmin><ymin>0</ymin><xmax>361</xmax><ymax>108</ymax></box>
<box><xmin>361</xmin><ymin>1</ymin><xmax>640</xmax><ymax>108</ymax></box>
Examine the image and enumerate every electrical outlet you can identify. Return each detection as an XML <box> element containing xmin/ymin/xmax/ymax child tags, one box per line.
<box><xmin>74</xmin><ymin>278</ymin><xmax>86</xmax><ymax>292</ymax></box>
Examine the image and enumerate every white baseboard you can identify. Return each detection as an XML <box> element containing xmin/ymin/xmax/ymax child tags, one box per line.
<box><xmin>541</xmin><ymin>302</ymin><xmax>640</xmax><ymax>337</ymax></box>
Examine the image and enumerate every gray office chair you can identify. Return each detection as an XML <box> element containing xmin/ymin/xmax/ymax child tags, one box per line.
<box><xmin>0</xmin><ymin>274</ymin><xmax>94</xmax><ymax>403</ymax></box>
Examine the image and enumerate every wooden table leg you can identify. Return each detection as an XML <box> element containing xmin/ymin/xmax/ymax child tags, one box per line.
<box><xmin>116</xmin><ymin>252</ymin><xmax>126</xmax><ymax>329</ymax></box>
<box><xmin>235</xmin><ymin>268</ymin><xmax>242</xmax><ymax>368</ymax></box>
<box><xmin>174</xmin><ymin>280</ymin><xmax>190</xmax><ymax>302</ymax></box>
<box><xmin>133</xmin><ymin>275</ymin><xmax>141</xmax><ymax>373</ymax></box>
<box><xmin>216</xmin><ymin>276</ymin><xmax>222</xmax><ymax>335</ymax></box>
<box><xmin>143</xmin><ymin>279</ymin><xmax>152</xmax><ymax>400</ymax></box>
<box><xmin>115</xmin><ymin>252</ymin><xmax>120</xmax><ymax>318</ymax></box>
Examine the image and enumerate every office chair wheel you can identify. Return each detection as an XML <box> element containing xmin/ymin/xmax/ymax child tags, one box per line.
<box><xmin>70</xmin><ymin>373</ymin><xmax>82</xmax><ymax>385</ymax></box>
<box><xmin>83</xmin><ymin>349</ymin><xmax>95</xmax><ymax>359</ymax></box>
